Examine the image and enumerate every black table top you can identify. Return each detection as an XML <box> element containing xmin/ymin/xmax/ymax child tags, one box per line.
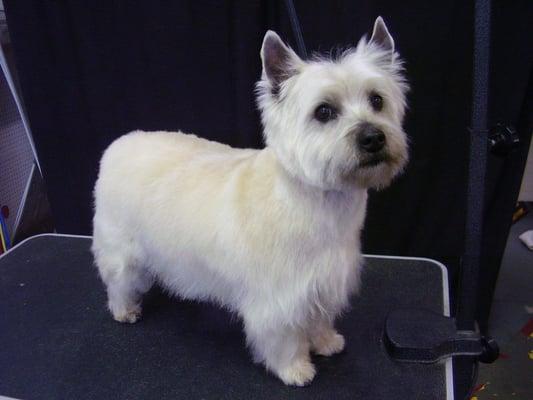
<box><xmin>0</xmin><ymin>234</ymin><xmax>453</xmax><ymax>400</ymax></box>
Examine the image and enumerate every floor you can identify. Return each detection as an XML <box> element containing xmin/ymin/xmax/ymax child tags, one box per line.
<box><xmin>472</xmin><ymin>208</ymin><xmax>533</xmax><ymax>399</ymax></box>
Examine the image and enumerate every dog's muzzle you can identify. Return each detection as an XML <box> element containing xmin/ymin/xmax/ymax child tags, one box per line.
<box><xmin>351</xmin><ymin>123</ymin><xmax>389</xmax><ymax>168</ymax></box>
<box><xmin>357</xmin><ymin>123</ymin><xmax>386</xmax><ymax>154</ymax></box>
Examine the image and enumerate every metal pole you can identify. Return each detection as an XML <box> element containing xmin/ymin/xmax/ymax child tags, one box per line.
<box><xmin>457</xmin><ymin>0</ymin><xmax>491</xmax><ymax>330</ymax></box>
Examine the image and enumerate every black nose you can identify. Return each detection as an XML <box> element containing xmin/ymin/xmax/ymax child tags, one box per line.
<box><xmin>357</xmin><ymin>125</ymin><xmax>386</xmax><ymax>153</ymax></box>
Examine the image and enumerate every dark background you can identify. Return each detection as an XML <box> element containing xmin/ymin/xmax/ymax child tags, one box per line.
<box><xmin>4</xmin><ymin>0</ymin><xmax>532</xmax><ymax>378</ymax></box>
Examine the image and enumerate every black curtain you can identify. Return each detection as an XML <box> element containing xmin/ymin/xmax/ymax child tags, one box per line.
<box><xmin>477</xmin><ymin>0</ymin><xmax>533</xmax><ymax>332</ymax></box>
<box><xmin>5</xmin><ymin>0</ymin><xmax>532</xmax><ymax>341</ymax></box>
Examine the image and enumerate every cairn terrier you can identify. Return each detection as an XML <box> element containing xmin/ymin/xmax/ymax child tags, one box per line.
<box><xmin>92</xmin><ymin>17</ymin><xmax>408</xmax><ymax>386</ymax></box>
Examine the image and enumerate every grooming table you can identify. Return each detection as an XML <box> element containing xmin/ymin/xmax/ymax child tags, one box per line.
<box><xmin>0</xmin><ymin>234</ymin><xmax>453</xmax><ymax>399</ymax></box>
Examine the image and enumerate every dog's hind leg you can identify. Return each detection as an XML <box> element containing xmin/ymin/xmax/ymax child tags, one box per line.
<box><xmin>92</xmin><ymin>224</ymin><xmax>153</xmax><ymax>323</ymax></box>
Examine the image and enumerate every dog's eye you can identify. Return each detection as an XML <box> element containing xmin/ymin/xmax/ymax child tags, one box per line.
<box><xmin>314</xmin><ymin>104</ymin><xmax>337</xmax><ymax>123</ymax></box>
<box><xmin>369</xmin><ymin>93</ymin><xmax>384</xmax><ymax>112</ymax></box>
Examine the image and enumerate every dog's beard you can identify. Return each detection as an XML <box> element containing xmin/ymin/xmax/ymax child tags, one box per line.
<box><xmin>359</xmin><ymin>153</ymin><xmax>390</xmax><ymax>168</ymax></box>
<box><xmin>340</xmin><ymin>151</ymin><xmax>407</xmax><ymax>189</ymax></box>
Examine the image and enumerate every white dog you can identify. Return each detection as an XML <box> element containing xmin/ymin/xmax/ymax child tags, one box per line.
<box><xmin>92</xmin><ymin>17</ymin><xmax>408</xmax><ymax>386</ymax></box>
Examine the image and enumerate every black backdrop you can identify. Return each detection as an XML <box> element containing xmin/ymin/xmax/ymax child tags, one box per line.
<box><xmin>5</xmin><ymin>0</ymin><xmax>532</xmax><ymax>334</ymax></box>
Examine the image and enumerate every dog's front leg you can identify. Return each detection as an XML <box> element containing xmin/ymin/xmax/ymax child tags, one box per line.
<box><xmin>244</xmin><ymin>317</ymin><xmax>316</xmax><ymax>386</ymax></box>
<box><xmin>308</xmin><ymin>317</ymin><xmax>345</xmax><ymax>357</ymax></box>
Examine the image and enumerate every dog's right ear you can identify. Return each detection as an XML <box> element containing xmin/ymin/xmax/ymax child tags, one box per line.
<box><xmin>261</xmin><ymin>31</ymin><xmax>302</xmax><ymax>95</ymax></box>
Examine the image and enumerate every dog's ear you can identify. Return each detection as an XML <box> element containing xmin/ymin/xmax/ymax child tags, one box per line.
<box><xmin>261</xmin><ymin>31</ymin><xmax>302</xmax><ymax>94</ymax></box>
<box><xmin>370</xmin><ymin>16</ymin><xmax>395</xmax><ymax>54</ymax></box>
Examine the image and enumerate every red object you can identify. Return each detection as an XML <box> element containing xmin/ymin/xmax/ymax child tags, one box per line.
<box><xmin>1</xmin><ymin>206</ymin><xmax>8</xmax><ymax>219</ymax></box>
<box><xmin>472</xmin><ymin>383</ymin><xmax>486</xmax><ymax>393</ymax></box>
<box><xmin>498</xmin><ymin>352</ymin><xmax>510</xmax><ymax>359</ymax></box>
<box><xmin>520</xmin><ymin>318</ymin><xmax>533</xmax><ymax>337</ymax></box>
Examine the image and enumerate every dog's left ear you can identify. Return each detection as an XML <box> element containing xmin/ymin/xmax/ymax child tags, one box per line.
<box><xmin>370</xmin><ymin>16</ymin><xmax>395</xmax><ymax>54</ymax></box>
<box><xmin>261</xmin><ymin>31</ymin><xmax>302</xmax><ymax>94</ymax></box>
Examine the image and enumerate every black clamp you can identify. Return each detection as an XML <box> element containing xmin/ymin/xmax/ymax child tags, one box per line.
<box><xmin>489</xmin><ymin>123</ymin><xmax>520</xmax><ymax>157</ymax></box>
<box><xmin>384</xmin><ymin>308</ymin><xmax>499</xmax><ymax>364</ymax></box>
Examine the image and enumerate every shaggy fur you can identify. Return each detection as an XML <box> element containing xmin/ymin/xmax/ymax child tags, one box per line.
<box><xmin>92</xmin><ymin>17</ymin><xmax>408</xmax><ymax>386</ymax></box>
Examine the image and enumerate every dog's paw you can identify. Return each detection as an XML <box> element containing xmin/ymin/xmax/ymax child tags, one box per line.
<box><xmin>311</xmin><ymin>331</ymin><xmax>345</xmax><ymax>357</ymax></box>
<box><xmin>112</xmin><ymin>306</ymin><xmax>142</xmax><ymax>324</ymax></box>
<box><xmin>277</xmin><ymin>359</ymin><xmax>316</xmax><ymax>386</ymax></box>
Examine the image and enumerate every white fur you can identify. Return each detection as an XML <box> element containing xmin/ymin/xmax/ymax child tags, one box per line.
<box><xmin>92</xmin><ymin>17</ymin><xmax>408</xmax><ymax>386</ymax></box>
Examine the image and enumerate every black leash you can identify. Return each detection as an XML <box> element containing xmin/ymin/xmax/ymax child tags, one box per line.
<box><xmin>284</xmin><ymin>0</ymin><xmax>307</xmax><ymax>58</ymax></box>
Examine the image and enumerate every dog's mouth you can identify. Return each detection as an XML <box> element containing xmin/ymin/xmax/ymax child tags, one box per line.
<box><xmin>359</xmin><ymin>154</ymin><xmax>388</xmax><ymax>168</ymax></box>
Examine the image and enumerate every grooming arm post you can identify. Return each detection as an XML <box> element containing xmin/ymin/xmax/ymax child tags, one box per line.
<box><xmin>384</xmin><ymin>0</ymin><xmax>498</xmax><ymax>367</ymax></box>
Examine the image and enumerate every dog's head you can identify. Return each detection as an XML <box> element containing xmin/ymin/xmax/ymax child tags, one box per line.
<box><xmin>257</xmin><ymin>17</ymin><xmax>409</xmax><ymax>190</ymax></box>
